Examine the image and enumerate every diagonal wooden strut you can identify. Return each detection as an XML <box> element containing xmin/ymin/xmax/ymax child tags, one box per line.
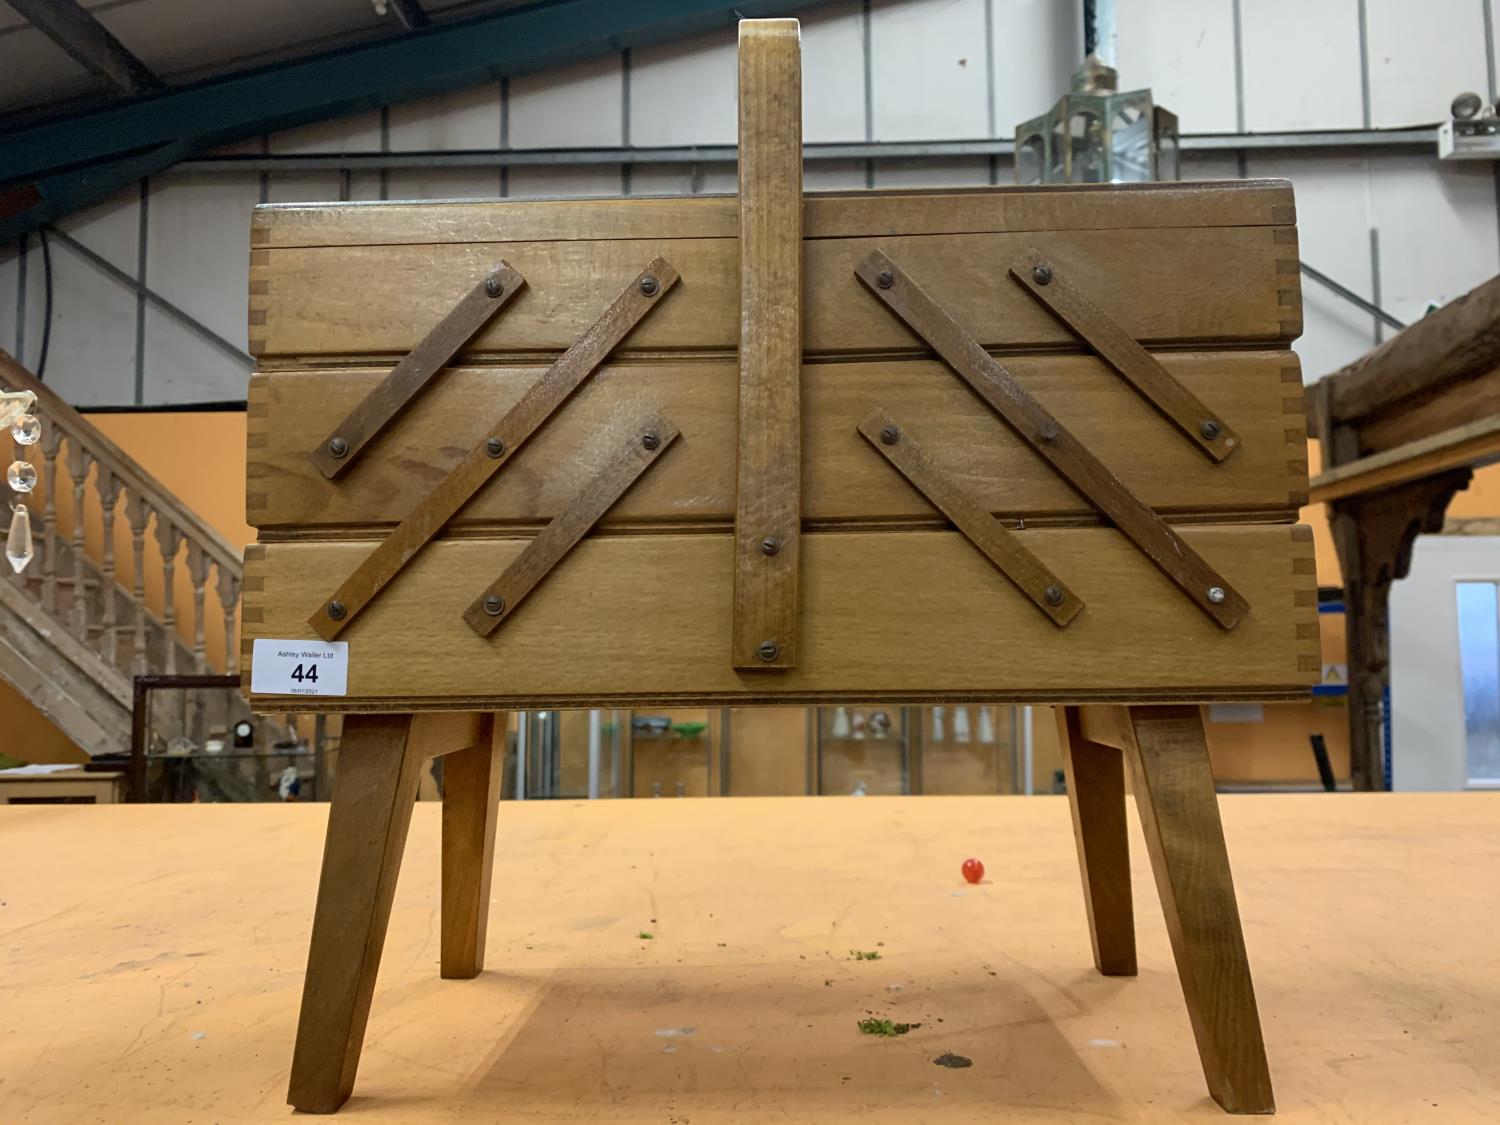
<box><xmin>855</xmin><ymin>249</ymin><xmax>1247</xmax><ymax>631</ymax></box>
<box><xmin>857</xmin><ymin>408</ymin><xmax>1083</xmax><ymax>627</ymax></box>
<box><xmin>307</xmin><ymin>258</ymin><xmax>680</xmax><ymax>641</ymax></box>
<box><xmin>1009</xmin><ymin>248</ymin><xmax>1241</xmax><ymax>463</ymax></box>
<box><xmin>462</xmin><ymin>412</ymin><xmax>681</xmax><ymax>637</ymax></box>
<box><xmin>309</xmin><ymin>261</ymin><xmax>526</xmax><ymax>480</ymax></box>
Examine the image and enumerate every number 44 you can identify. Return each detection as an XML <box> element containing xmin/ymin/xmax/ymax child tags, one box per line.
<box><xmin>290</xmin><ymin>663</ymin><xmax>319</xmax><ymax>684</ymax></box>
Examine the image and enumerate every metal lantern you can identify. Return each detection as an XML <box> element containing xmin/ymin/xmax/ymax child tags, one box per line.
<box><xmin>1015</xmin><ymin>55</ymin><xmax>1179</xmax><ymax>185</ymax></box>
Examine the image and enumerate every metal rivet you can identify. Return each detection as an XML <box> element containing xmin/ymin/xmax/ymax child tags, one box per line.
<box><xmin>1207</xmin><ymin>586</ymin><xmax>1226</xmax><ymax>604</ymax></box>
<box><xmin>879</xmin><ymin>424</ymin><xmax>900</xmax><ymax>445</ymax></box>
<box><xmin>1044</xmin><ymin>585</ymin><xmax>1064</xmax><ymax>607</ymax></box>
<box><xmin>639</xmin><ymin>275</ymin><xmax>660</xmax><ymax>297</ymax></box>
<box><xmin>1200</xmin><ymin>419</ymin><xmax>1221</xmax><ymax>440</ymax></box>
<box><xmin>1032</xmin><ymin>264</ymin><xmax>1053</xmax><ymax>285</ymax></box>
<box><xmin>484</xmin><ymin>275</ymin><xmax>504</xmax><ymax>298</ymax></box>
<box><xmin>327</xmin><ymin>600</ymin><xmax>346</xmax><ymax>621</ymax></box>
<box><xmin>760</xmin><ymin>536</ymin><xmax>780</xmax><ymax>556</ymax></box>
<box><xmin>485</xmin><ymin>436</ymin><xmax>506</xmax><ymax>458</ymax></box>
<box><xmin>876</xmin><ymin>268</ymin><xmax>895</xmax><ymax>289</ymax></box>
<box><xmin>757</xmin><ymin>640</ymin><xmax>780</xmax><ymax>662</ymax></box>
<box><xmin>327</xmin><ymin>436</ymin><xmax>349</xmax><ymax>459</ymax></box>
<box><xmin>483</xmin><ymin>595</ymin><xmax>505</xmax><ymax>616</ymax></box>
<box><xmin>642</xmin><ymin>431</ymin><xmax>661</xmax><ymax>450</ymax></box>
<box><xmin>1038</xmin><ymin>418</ymin><xmax>1059</xmax><ymax>443</ymax></box>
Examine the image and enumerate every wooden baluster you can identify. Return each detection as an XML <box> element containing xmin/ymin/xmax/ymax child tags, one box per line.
<box><xmin>155</xmin><ymin>518</ymin><xmax>182</xmax><ymax>675</ymax></box>
<box><xmin>187</xmin><ymin>541</ymin><xmax>210</xmax><ymax>673</ymax></box>
<box><xmin>186</xmin><ymin>538</ymin><xmax>210</xmax><ymax>746</ymax></box>
<box><xmin>126</xmin><ymin>494</ymin><xmax>151</xmax><ymax>675</ymax></box>
<box><xmin>94</xmin><ymin>468</ymin><xmax>123</xmax><ymax>662</ymax></box>
<box><xmin>39</xmin><ymin>418</ymin><xmax>62</xmax><ymax>614</ymax></box>
<box><xmin>65</xmin><ymin>440</ymin><xmax>93</xmax><ymax>638</ymax></box>
<box><xmin>217</xmin><ymin>565</ymin><xmax>242</xmax><ymax>675</ymax></box>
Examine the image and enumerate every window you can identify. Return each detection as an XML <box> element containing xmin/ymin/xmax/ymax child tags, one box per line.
<box><xmin>1456</xmin><ymin>581</ymin><xmax>1500</xmax><ymax>785</ymax></box>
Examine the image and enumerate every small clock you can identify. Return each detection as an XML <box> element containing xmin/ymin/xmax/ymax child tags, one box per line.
<box><xmin>233</xmin><ymin>719</ymin><xmax>254</xmax><ymax>749</ymax></box>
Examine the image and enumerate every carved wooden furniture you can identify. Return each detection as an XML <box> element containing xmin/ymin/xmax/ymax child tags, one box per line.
<box><xmin>1308</xmin><ymin>273</ymin><xmax>1500</xmax><ymax>789</ymax></box>
<box><xmin>241</xmin><ymin>19</ymin><xmax>1315</xmax><ymax>1115</ymax></box>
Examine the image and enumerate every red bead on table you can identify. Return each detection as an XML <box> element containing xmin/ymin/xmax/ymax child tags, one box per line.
<box><xmin>961</xmin><ymin>857</ymin><xmax>984</xmax><ymax>884</ymax></box>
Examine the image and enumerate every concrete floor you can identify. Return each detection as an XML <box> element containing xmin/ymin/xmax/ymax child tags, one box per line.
<box><xmin>1</xmin><ymin>793</ymin><xmax>1497</xmax><ymax>1122</ymax></box>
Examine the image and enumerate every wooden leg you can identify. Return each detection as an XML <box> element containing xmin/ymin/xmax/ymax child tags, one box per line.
<box><xmin>440</xmin><ymin>712</ymin><xmax>508</xmax><ymax>979</ymax></box>
<box><xmin>1056</xmin><ymin>706</ymin><xmax>1136</xmax><ymax>976</ymax></box>
<box><xmin>288</xmin><ymin>713</ymin><xmax>426</xmax><ymax>1114</ymax></box>
<box><xmin>1125</xmin><ymin>705</ymin><xmax>1274</xmax><ymax>1115</ymax></box>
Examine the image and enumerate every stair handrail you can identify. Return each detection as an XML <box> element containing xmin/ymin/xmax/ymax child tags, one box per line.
<box><xmin>0</xmin><ymin>348</ymin><xmax>246</xmax><ymax>681</ymax></box>
<box><xmin>0</xmin><ymin>350</ymin><xmax>240</xmax><ymax>577</ymax></box>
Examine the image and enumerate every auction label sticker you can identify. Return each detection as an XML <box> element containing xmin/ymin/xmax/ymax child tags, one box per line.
<box><xmin>250</xmin><ymin>639</ymin><xmax>349</xmax><ymax>696</ymax></box>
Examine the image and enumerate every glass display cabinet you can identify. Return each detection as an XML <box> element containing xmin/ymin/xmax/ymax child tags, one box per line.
<box><xmin>506</xmin><ymin>709</ymin><xmax>625</xmax><ymax>799</ymax></box>
<box><xmin>625</xmin><ymin>709</ymin><xmax>724</xmax><ymax>797</ymax></box>
<box><xmin>130</xmin><ymin>675</ymin><xmax>327</xmax><ymax>802</ymax></box>
<box><xmin>913</xmin><ymin>705</ymin><xmax>1022</xmax><ymax>794</ymax></box>
<box><xmin>814</xmin><ymin>705</ymin><xmax>912</xmax><ymax>795</ymax></box>
<box><xmin>505</xmin><ymin>709</ymin><xmax>727</xmax><ymax>798</ymax></box>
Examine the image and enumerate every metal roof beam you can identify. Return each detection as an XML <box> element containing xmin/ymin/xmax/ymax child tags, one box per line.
<box><xmin>6</xmin><ymin>0</ymin><xmax>163</xmax><ymax>96</ymax></box>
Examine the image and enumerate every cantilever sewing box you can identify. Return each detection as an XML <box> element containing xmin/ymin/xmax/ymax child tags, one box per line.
<box><xmin>241</xmin><ymin>19</ymin><xmax>1315</xmax><ymax>1117</ymax></box>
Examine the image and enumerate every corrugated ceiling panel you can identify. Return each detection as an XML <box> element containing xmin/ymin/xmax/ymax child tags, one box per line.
<box><xmin>873</xmin><ymin>157</ymin><xmax>992</xmax><ymax>188</ymax></box>
<box><xmin>1366</xmin><ymin>0</ymin><xmax>1489</xmax><ymax>127</ymax></box>
<box><xmin>386</xmin><ymin>168</ymin><xmax>501</xmax><ymax>201</ymax></box>
<box><xmin>1369</xmin><ymin>154</ymin><xmax>1500</xmax><ymax>324</ymax></box>
<box><xmin>509</xmin><ymin>54</ymin><xmax>623</xmax><ymax>148</ymax></box>
<box><xmin>631</xmin><ymin>163</ymin><xmax>735</xmax><ymax>195</ymax></box>
<box><xmin>0</xmin><ymin>25</ymin><xmax>102</xmax><ymax>114</ymax></box>
<box><xmin>389</xmin><ymin>84</ymin><xmax>502</xmax><ymax>151</ymax></box>
<box><xmin>97</xmin><ymin>0</ymin><xmax>385</xmax><ymax>83</ymax></box>
<box><xmin>992</xmin><ymin>0</ymin><xmax>1080</xmax><ymax>135</ymax></box>
<box><xmin>1247</xmin><ymin>153</ymin><xmax>1375</xmax><ymax>382</ymax></box>
<box><xmin>871</xmin><ymin>0</ymin><xmax>987</xmax><ymax>140</ymax></box>
<box><xmin>801</xmin><ymin>1</ymin><xmax>865</xmax><ymax>143</ymax></box>
<box><xmin>1241</xmin><ymin>0</ymin><xmax>1363</xmax><ymax>130</ymax></box>
<box><xmin>40</xmin><ymin>246</ymin><xmax>137</xmax><ymax>407</ymax></box>
<box><xmin>0</xmin><ymin>248</ymin><xmax>19</xmax><ymax>362</ymax></box>
<box><xmin>506</xmin><ymin>166</ymin><xmax>621</xmax><ymax>198</ymax></box>
<box><xmin>142</xmin><ymin>305</ymin><xmax>246</xmax><ymax>404</ymax></box>
<box><xmin>264</xmin><ymin>173</ymin><xmax>342</xmax><ymax>205</ymax></box>
<box><xmin>629</xmin><ymin>27</ymin><xmax>737</xmax><ymax>147</ymax></box>
<box><xmin>1114</xmin><ymin>0</ymin><xmax>1237</xmax><ymax>134</ymax></box>
<box><xmin>144</xmin><ymin>172</ymin><xmax>256</xmax><ymax>350</ymax></box>
<box><xmin>268</xmin><ymin>111</ymin><xmax>383</xmax><ymax>156</ymax></box>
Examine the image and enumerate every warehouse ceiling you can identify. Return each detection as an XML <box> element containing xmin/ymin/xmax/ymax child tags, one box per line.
<box><xmin>0</xmin><ymin>0</ymin><xmax>528</xmax><ymax>126</ymax></box>
<box><xmin>0</xmin><ymin>0</ymin><xmax>829</xmax><ymax>243</ymax></box>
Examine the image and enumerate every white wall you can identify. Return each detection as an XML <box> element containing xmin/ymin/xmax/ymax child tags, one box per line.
<box><xmin>2</xmin><ymin>0</ymin><xmax>1497</xmax><ymax>405</ymax></box>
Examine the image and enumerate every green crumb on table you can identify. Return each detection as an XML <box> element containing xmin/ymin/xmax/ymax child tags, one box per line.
<box><xmin>638</xmin><ymin>931</ymin><xmax>653</xmax><ymax>940</ymax></box>
<box><xmin>849</xmin><ymin>949</ymin><xmax>881</xmax><ymax>961</ymax></box>
<box><xmin>857</xmin><ymin>1017</ymin><xmax>920</xmax><ymax>1037</ymax></box>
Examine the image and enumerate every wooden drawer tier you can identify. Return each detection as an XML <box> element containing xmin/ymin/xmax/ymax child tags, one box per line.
<box><xmin>248</xmin><ymin>351</ymin><xmax>1307</xmax><ymax>533</ymax></box>
<box><xmin>250</xmin><ymin>219</ymin><xmax>1299</xmax><ymax>361</ymax></box>
<box><xmin>242</xmin><ymin>524</ymin><xmax>1318</xmax><ymax>710</ymax></box>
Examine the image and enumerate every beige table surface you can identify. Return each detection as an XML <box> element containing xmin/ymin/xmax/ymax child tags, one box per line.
<box><xmin>0</xmin><ymin>794</ymin><xmax>1496</xmax><ymax>1123</ymax></box>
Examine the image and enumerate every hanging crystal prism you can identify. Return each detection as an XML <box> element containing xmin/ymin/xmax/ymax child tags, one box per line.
<box><xmin>6</xmin><ymin>503</ymin><xmax>31</xmax><ymax>573</ymax></box>
<box><xmin>11</xmin><ymin>414</ymin><xmax>40</xmax><ymax>445</ymax></box>
<box><xmin>7</xmin><ymin>460</ymin><xmax>36</xmax><ymax>492</ymax></box>
<box><xmin>0</xmin><ymin>389</ymin><xmax>36</xmax><ymax>432</ymax></box>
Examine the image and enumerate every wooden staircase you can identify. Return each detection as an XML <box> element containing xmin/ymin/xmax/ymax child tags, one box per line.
<box><xmin>0</xmin><ymin>351</ymin><xmax>247</xmax><ymax>760</ymax></box>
